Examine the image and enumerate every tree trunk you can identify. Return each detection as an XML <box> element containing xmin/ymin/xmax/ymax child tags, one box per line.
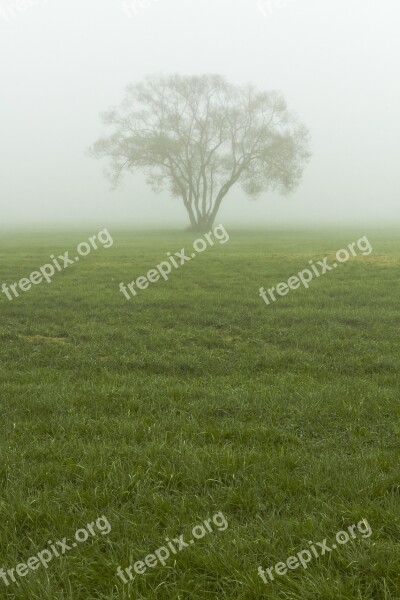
<box><xmin>188</xmin><ymin>214</ymin><xmax>215</xmax><ymax>232</ymax></box>
<box><xmin>184</xmin><ymin>200</ymin><xmax>198</xmax><ymax>229</ymax></box>
<box><xmin>183</xmin><ymin>198</ymin><xmax>216</xmax><ymax>231</ymax></box>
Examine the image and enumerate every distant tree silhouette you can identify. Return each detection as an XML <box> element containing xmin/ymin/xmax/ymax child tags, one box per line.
<box><xmin>91</xmin><ymin>74</ymin><xmax>311</xmax><ymax>230</ymax></box>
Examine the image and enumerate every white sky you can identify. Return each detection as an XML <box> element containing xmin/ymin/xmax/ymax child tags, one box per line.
<box><xmin>0</xmin><ymin>0</ymin><xmax>399</xmax><ymax>228</ymax></box>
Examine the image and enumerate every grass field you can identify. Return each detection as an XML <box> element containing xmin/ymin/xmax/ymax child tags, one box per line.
<box><xmin>1</xmin><ymin>228</ymin><xmax>399</xmax><ymax>599</ymax></box>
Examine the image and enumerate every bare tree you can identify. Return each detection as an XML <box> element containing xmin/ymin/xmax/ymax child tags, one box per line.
<box><xmin>90</xmin><ymin>74</ymin><xmax>311</xmax><ymax>230</ymax></box>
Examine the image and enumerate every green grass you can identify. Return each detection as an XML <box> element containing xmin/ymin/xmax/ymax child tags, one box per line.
<box><xmin>0</xmin><ymin>228</ymin><xmax>399</xmax><ymax>599</ymax></box>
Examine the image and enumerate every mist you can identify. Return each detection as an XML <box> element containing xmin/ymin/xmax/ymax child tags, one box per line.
<box><xmin>1</xmin><ymin>0</ymin><xmax>399</xmax><ymax>229</ymax></box>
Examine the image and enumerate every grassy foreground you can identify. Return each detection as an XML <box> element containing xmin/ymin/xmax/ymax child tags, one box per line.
<box><xmin>0</xmin><ymin>228</ymin><xmax>399</xmax><ymax>600</ymax></box>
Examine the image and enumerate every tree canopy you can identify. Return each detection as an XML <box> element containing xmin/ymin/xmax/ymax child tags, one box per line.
<box><xmin>91</xmin><ymin>74</ymin><xmax>311</xmax><ymax>229</ymax></box>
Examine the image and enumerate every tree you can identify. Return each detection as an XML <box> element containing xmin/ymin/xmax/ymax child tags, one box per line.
<box><xmin>90</xmin><ymin>74</ymin><xmax>311</xmax><ymax>230</ymax></box>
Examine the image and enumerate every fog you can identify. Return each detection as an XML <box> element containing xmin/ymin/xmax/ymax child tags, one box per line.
<box><xmin>1</xmin><ymin>0</ymin><xmax>399</xmax><ymax>229</ymax></box>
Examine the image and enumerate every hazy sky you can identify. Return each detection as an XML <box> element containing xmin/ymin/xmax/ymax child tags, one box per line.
<box><xmin>1</xmin><ymin>0</ymin><xmax>399</xmax><ymax>228</ymax></box>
